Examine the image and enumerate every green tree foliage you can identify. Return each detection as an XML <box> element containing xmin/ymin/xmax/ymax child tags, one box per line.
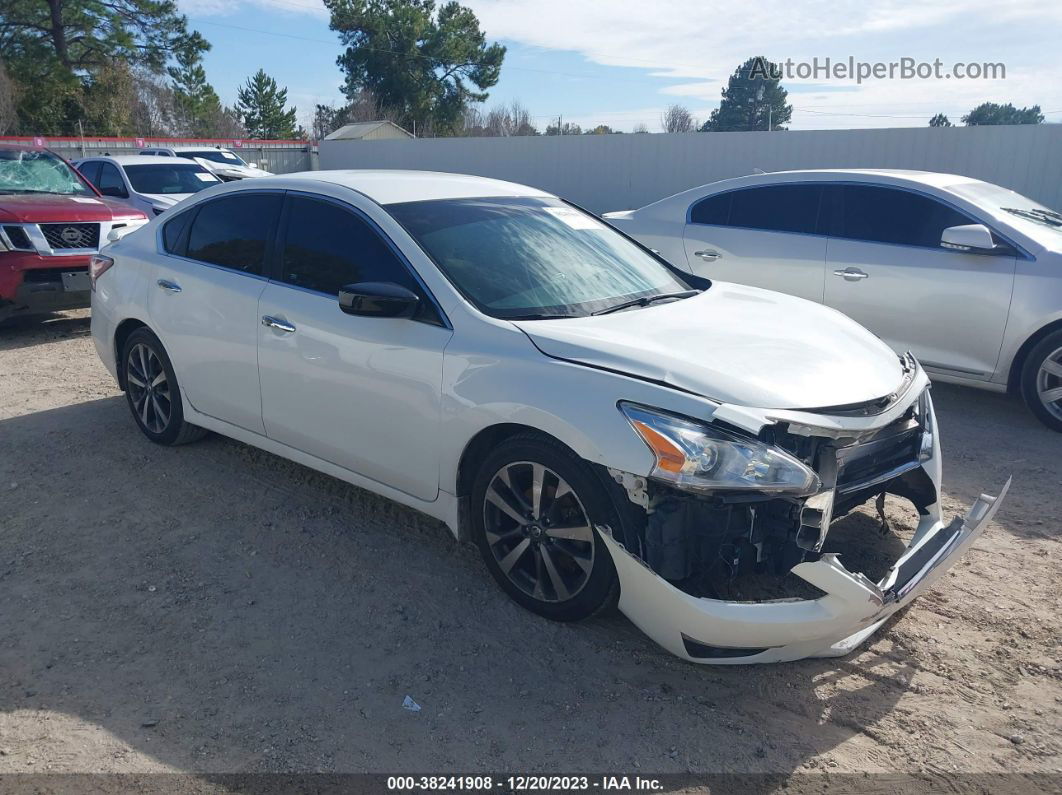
<box><xmin>928</xmin><ymin>113</ymin><xmax>953</xmax><ymax>127</ymax></box>
<box><xmin>544</xmin><ymin>120</ymin><xmax>581</xmax><ymax>136</ymax></box>
<box><xmin>961</xmin><ymin>102</ymin><xmax>1044</xmax><ymax>126</ymax></box>
<box><xmin>701</xmin><ymin>57</ymin><xmax>792</xmax><ymax>132</ymax></box>
<box><xmin>0</xmin><ymin>0</ymin><xmax>208</xmax><ymax>133</ymax></box>
<box><xmin>235</xmin><ymin>69</ymin><xmax>300</xmax><ymax>139</ymax></box>
<box><xmin>325</xmin><ymin>0</ymin><xmax>505</xmax><ymax>136</ymax></box>
<box><xmin>583</xmin><ymin>124</ymin><xmax>620</xmax><ymax>135</ymax></box>
<box><xmin>169</xmin><ymin>50</ymin><xmax>224</xmax><ymax>136</ymax></box>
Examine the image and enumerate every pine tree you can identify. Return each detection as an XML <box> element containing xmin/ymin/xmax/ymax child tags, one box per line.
<box><xmin>235</xmin><ymin>69</ymin><xmax>299</xmax><ymax>139</ymax></box>
<box><xmin>701</xmin><ymin>57</ymin><xmax>791</xmax><ymax>132</ymax></box>
<box><xmin>168</xmin><ymin>50</ymin><xmax>223</xmax><ymax>136</ymax></box>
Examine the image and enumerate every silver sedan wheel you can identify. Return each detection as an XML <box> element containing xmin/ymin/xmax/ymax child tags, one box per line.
<box><xmin>1036</xmin><ymin>345</ymin><xmax>1062</xmax><ymax>422</ymax></box>
<box><xmin>126</xmin><ymin>343</ymin><xmax>172</xmax><ymax>434</ymax></box>
<box><xmin>482</xmin><ymin>461</ymin><xmax>595</xmax><ymax>603</ymax></box>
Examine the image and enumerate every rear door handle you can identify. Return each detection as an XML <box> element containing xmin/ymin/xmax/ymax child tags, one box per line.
<box><xmin>833</xmin><ymin>268</ymin><xmax>869</xmax><ymax>281</ymax></box>
<box><xmin>693</xmin><ymin>250</ymin><xmax>721</xmax><ymax>261</ymax></box>
<box><xmin>156</xmin><ymin>279</ymin><xmax>181</xmax><ymax>293</ymax></box>
<box><xmin>261</xmin><ymin>315</ymin><xmax>296</xmax><ymax>333</ymax></box>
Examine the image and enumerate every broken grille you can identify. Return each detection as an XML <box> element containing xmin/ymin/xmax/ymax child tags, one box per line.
<box><xmin>39</xmin><ymin>222</ymin><xmax>100</xmax><ymax>250</ymax></box>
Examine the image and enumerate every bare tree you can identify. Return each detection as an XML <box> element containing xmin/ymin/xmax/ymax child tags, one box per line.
<box><xmin>661</xmin><ymin>104</ymin><xmax>695</xmax><ymax>133</ymax></box>
<box><xmin>632</xmin><ymin>122</ymin><xmax>649</xmax><ymax>134</ymax></box>
<box><xmin>0</xmin><ymin>61</ymin><xmax>17</xmax><ymax>134</ymax></box>
<box><xmin>482</xmin><ymin>100</ymin><xmax>538</xmax><ymax>136</ymax></box>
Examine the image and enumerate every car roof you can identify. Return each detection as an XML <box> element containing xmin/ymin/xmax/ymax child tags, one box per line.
<box><xmin>249</xmin><ymin>169</ymin><xmax>552</xmax><ymax>205</ymax></box>
<box><xmin>80</xmin><ymin>155</ymin><xmax>200</xmax><ymax>167</ymax></box>
<box><xmin>145</xmin><ymin>146</ymin><xmax>235</xmax><ymax>152</ymax></box>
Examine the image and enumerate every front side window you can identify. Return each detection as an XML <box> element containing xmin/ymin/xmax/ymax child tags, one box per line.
<box><xmin>280</xmin><ymin>196</ymin><xmax>420</xmax><ymax>296</ymax></box>
<box><xmin>838</xmin><ymin>185</ymin><xmax>973</xmax><ymax>248</ymax></box>
<box><xmin>185</xmin><ymin>193</ymin><xmax>282</xmax><ymax>275</ymax></box>
<box><xmin>387</xmin><ymin>196</ymin><xmax>693</xmax><ymax>319</ymax></box>
<box><xmin>0</xmin><ymin>149</ymin><xmax>93</xmax><ymax>196</ymax></box>
<box><xmin>98</xmin><ymin>163</ymin><xmax>128</xmax><ymax>197</ymax></box>
<box><xmin>125</xmin><ymin>164</ymin><xmax>219</xmax><ymax>195</ymax></box>
<box><xmin>690</xmin><ymin>184</ymin><xmax>824</xmax><ymax>234</ymax></box>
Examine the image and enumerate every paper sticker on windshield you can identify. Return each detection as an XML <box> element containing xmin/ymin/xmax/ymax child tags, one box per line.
<box><xmin>543</xmin><ymin>206</ymin><xmax>605</xmax><ymax>230</ymax></box>
<box><xmin>195</xmin><ymin>172</ymin><xmax>219</xmax><ymax>182</ymax></box>
<box><xmin>72</xmin><ymin>197</ymin><xmax>102</xmax><ymax>203</ymax></box>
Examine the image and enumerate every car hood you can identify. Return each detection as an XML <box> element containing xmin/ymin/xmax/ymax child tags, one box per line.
<box><xmin>0</xmin><ymin>193</ymin><xmax>146</xmax><ymax>223</ymax></box>
<box><xmin>142</xmin><ymin>193</ymin><xmax>193</xmax><ymax>208</ymax></box>
<box><xmin>513</xmin><ymin>283</ymin><xmax>906</xmax><ymax>410</ymax></box>
<box><xmin>213</xmin><ymin>164</ymin><xmax>270</xmax><ymax>178</ymax></box>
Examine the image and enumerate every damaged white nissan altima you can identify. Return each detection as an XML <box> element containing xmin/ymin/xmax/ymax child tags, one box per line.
<box><xmin>90</xmin><ymin>170</ymin><xmax>1009</xmax><ymax>664</ymax></box>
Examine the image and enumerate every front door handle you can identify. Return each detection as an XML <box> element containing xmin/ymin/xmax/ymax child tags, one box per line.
<box><xmin>833</xmin><ymin>268</ymin><xmax>869</xmax><ymax>281</ymax></box>
<box><xmin>156</xmin><ymin>279</ymin><xmax>182</xmax><ymax>293</ymax></box>
<box><xmin>693</xmin><ymin>250</ymin><xmax>722</xmax><ymax>261</ymax></box>
<box><xmin>261</xmin><ymin>315</ymin><xmax>296</xmax><ymax>333</ymax></box>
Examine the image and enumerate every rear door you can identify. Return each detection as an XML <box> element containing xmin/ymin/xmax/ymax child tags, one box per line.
<box><xmin>823</xmin><ymin>184</ymin><xmax>1016</xmax><ymax>379</ymax></box>
<box><xmin>256</xmin><ymin>192</ymin><xmax>452</xmax><ymax>501</ymax></box>
<box><xmin>148</xmin><ymin>192</ymin><xmax>283</xmax><ymax>434</ymax></box>
<box><xmin>682</xmin><ymin>183</ymin><xmax>829</xmax><ymax>302</ymax></box>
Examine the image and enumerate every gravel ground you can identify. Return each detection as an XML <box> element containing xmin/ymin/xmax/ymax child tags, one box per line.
<box><xmin>0</xmin><ymin>310</ymin><xmax>1059</xmax><ymax>785</ymax></box>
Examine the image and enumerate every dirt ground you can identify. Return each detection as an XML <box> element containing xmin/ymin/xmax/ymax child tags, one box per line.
<box><xmin>1</xmin><ymin>309</ymin><xmax>1060</xmax><ymax>785</ymax></box>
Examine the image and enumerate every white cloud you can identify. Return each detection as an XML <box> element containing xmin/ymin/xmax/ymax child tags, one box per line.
<box><xmin>461</xmin><ymin>0</ymin><xmax>1062</xmax><ymax>128</ymax></box>
<box><xmin>179</xmin><ymin>0</ymin><xmax>1062</xmax><ymax>130</ymax></box>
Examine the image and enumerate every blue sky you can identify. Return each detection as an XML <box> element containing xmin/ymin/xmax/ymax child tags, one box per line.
<box><xmin>178</xmin><ymin>0</ymin><xmax>1062</xmax><ymax>133</ymax></box>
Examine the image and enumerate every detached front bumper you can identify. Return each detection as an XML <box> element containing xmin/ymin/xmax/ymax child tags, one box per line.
<box><xmin>602</xmin><ymin>478</ymin><xmax>1010</xmax><ymax>664</ymax></box>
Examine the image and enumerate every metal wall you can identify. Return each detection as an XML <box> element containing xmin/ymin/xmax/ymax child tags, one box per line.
<box><xmin>27</xmin><ymin>140</ymin><xmax>316</xmax><ymax>174</ymax></box>
<box><xmin>320</xmin><ymin>125</ymin><xmax>1062</xmax><ymax>213</ymax></box>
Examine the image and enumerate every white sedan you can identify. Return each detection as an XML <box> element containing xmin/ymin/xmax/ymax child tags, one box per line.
<box><xmin>75</xmin><ymin>155</ymin><xmax>221</xmax><ymax>216</ymax></box>
<box><xmin>604</xmin><ymin>170</ymin><xmax>1062</xmax><ymax>431</ymax></box>
<box><xmin>89</xmin><ymin>170</ymin><xmax>1007</xmax><ymax>664</ymax></box>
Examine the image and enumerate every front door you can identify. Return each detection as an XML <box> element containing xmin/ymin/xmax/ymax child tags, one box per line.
<box><xmin>823</xmin><ymin>185</ymin><xmax>1016</xmax><ymax>379</ymax></box>
<box><xmin>256</xmin><ymin>193</ymin><xmax>452</xmax><ymax>501</ymax></box>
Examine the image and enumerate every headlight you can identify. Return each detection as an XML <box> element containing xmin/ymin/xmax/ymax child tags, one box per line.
<box><xmin>915</xmin><ymin>387</ymin><xmax>935</xmax><ymax>463</ymax></box>
<box><xmin>620</xmin><ymin>403</ymin><xmax>821</xmax><ymax>495</ymax></box>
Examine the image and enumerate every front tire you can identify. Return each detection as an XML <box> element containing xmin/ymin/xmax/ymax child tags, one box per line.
<box><xmin>471</xmin><ymin>434</ymin><xmax>637</xmax><ymax>622</ymax></box>
<box><xmin>1020</xmin><ymin>330</ymin><xmax>1062</xmax><ymax>432</ymax></box>
<box><xmin>121</xmin><ymin>327</ymin><xmax>207</xmax><ymax>445</ymax></box>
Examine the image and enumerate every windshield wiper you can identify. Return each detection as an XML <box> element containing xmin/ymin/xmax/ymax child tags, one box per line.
<box><xmin>1002</xmin><ymin>207</ymin><xmax>1062</xmax><ymax>228</ymax></box>
<box><xmin>504</xmin><ymin>312</ymin><xmax>580</xmax><ymax>320</ymax></box>
<box><xmin>591</xmin><ymin>289</ymin><xmax>700</xmax><ymax>316</ymax></box>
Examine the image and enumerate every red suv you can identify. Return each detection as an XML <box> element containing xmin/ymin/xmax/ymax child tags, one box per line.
<box><xmin>0</xmin><ymin>145</ymin><xmax>148</xmax><ymax>322</ymax></box>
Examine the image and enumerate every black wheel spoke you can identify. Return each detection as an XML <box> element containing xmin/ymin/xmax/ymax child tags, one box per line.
<box><xmin>128</xmin><ymin>343</ymin><xmax>172</xmax><ymax>434</ymax></box>
<box><xmin>483</xmin><ymin>461</ymin><xmax>594</xmax><ymax>604</ymax></box>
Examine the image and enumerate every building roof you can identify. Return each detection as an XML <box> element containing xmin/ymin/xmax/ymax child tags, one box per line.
<box><xmin>256</xmin><ymin>170</ymin><xmax>550</xmax><ymax>205</ymax></box>
<box><xmin>323</xmin><ymin>121</ymin><xmax>414</xmax><ymax>141</ymax></box>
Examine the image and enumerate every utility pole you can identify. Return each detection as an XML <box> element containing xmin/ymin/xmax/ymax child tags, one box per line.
<box><xmin>77</xmin><ymin>119</ymin><xmax>86</xmax><ymax>156</ymax></box>
<box><xmin>768</xmin><ymin>105</ymin><xmax>772</xmax><ymax>132</ymax></box>
<box><xmin>557</xmin><ymin>115</ymin><xmax>563</xmax><ymax>135</ymax></box>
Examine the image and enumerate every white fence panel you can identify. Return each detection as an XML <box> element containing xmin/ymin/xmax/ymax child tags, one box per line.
<box><xmin>321</xmin><ymin>125</ymin><xmax>1062</xmax><ymax>213</ymax></box>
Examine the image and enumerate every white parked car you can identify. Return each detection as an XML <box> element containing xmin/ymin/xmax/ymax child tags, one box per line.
<box><xmin>89</xmin><ymin>171</ymin><xmax>1008</xmax><ymax>664</ymax></box>
<box><xmin>75</xmin><ymin>155</ymin><xmax>222</xmax><ymax>217</ymax></box>
<box><xmin>604</xmin><ymin>170</ymin><xmax>1062</xmax><ymax>431</ymax></box>
<box><xmin>139</xmin><ymin>146</ymin><xmax>272</xmax><ymax>181</ymax></box>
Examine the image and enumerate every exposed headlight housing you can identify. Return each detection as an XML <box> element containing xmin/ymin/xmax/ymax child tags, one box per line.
<box><xmin>915</xmin><ymin>387</ymin><xmax>935</xmax><ymax>463</ymax></box>
<box><xmin>620</xmin><ymin>403</ymin><xmax>821</xmax><ymax>496</ymax></box>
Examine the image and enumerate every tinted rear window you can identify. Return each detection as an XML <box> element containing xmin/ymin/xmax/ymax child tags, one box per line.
<box><xmin>185</xmin><ymin>193</ymin><xmax>282</xmax><ymax>274</ymax></box>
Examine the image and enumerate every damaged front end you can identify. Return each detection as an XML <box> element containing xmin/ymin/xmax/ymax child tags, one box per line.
<box><xmin>604</xmin><ymin>356</ymin><xmax>1010</xmax><ymax>664</ymax></box>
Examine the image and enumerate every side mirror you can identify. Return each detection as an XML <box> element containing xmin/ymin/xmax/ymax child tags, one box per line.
<box><xmin>100</xmin><ymin>185</ymin><xmax>128</xmax><ymax>199</ymax></box>
<box><xmin>940</xmin><ymin>224</ymin><xmax>997</xmax><ymax>254</ymax></box>
<box><xmin>338</xmin><ymin>282</ymin><xmax>420</xmax><ymax>318</ymax></box>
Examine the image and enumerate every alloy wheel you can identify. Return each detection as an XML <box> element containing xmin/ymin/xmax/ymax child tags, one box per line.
<box><xmin>482</xmin><ymin>461</ymin><xmax>595</xmax><ymax>603</ymax></box>
<box><xmin>1036</xmin><ymin>345</ymin><xmax>1062</xmax><ymax>422</ymax></box>
<box><xmin>126</xmin><ymin>343</ymin><xmax>172</xmax><ymax>434</ymax></box>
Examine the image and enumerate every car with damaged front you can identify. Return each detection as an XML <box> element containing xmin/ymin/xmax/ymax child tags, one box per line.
<box><xmin>90</xmin><ymin>170</ymin><xmax>1009</xmax><ymax>664</ymax></box>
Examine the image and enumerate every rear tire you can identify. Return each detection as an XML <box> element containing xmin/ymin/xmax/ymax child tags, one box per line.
<box><xmin>471</xmin><ymin>433</ymin><xmax>640</xmax><ymax>622</ymax></box>
<box><xmin>1020</xmin><ymin>329</ymin><xmax>1062</xmax><ymax>432</ymax></box>
<box><xmin>121</xmin><ymin>327</ymin><xmax>207</xmax><ymax>446</ymax></box>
